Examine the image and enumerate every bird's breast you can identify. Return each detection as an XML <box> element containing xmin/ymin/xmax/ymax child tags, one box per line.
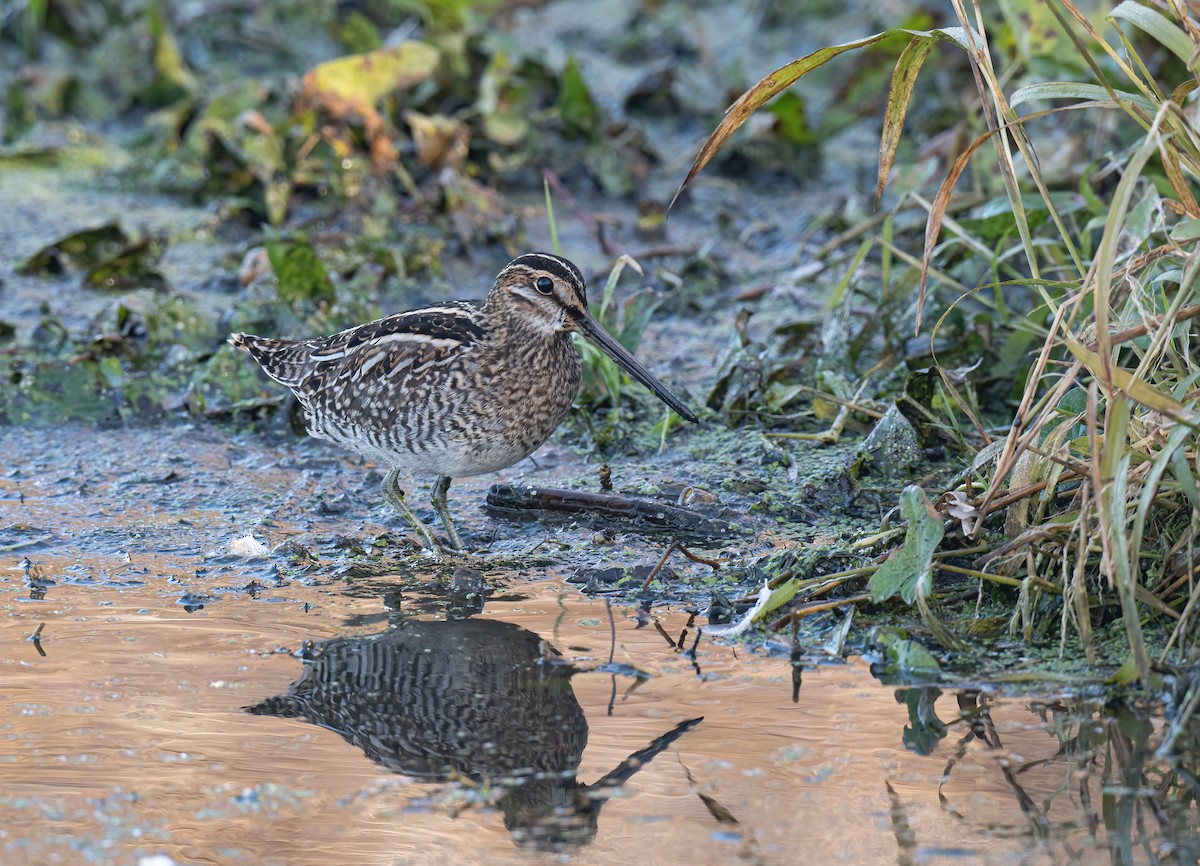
<box><xmin>466</xmin><ymin>331</ymin><xmax>582</xmax><ymax>464</ymax></box>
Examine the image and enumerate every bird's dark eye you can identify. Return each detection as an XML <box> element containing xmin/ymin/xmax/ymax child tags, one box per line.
<box><xmin>535</xmin><ymin>276</ymin><xmax>554</xmax><ymax>295</ymax></box>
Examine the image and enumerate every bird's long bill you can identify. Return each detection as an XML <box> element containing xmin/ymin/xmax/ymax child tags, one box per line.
<box><xmin>576</xmin><ymin>310</ymin><xmax>698</xmax><ymax>423</ymax></box>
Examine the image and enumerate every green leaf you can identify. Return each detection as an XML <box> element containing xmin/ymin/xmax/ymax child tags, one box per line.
<box><xmin>145</xmin><ymin>4</ymin><xmax>197</xmax><ymax>104</ymax></box>
<box><xmin>889</xmin><ymin>640</ymin><xmax>942</xmax><ymax>675</ymax></box>
<box><xmin>997</xmin><ymin>0</ymin><xmax>1070</xmax><ymax>60</ymax></box>
<box><xmin>3</xmin><ymin>79</ymin><xmax>35</xmax><ymax>144</ymax></box>
<box><xmin>478</xmin><ymin>49</ymin><xmax>536</xmax><ymax>146</ymax></box>
<box><xmin>85</xmin><ymin>236</ymin><xmax>168</xmax><ymax>291</ymax></box>
<box><xmin>763</xmin><ymin>382</ymin><xmax>805</xmax><ymax>413</ymax></box>
<box><xmin>872</xmin><ymin>627</ymin><xmax>944</xmax><ymax>680</ymax></box>
<box><xmin>1169</xmin><ymin>218</ymin><xmax>1200</xmax><ymax>243</ymax></box>
<box><xmin>98</xmin><ymin>356</ymin><xmax>124</xmax><ymax>390</ymax></box>
<box><xmin>1105</xmin><ymin>655</ymin><xmax>1141</xmax><ymax>685</ymax></box>
<box><xmin>896</xmin><ymin>686</ymin><xmax>946</xmax><ymax>754</ymax></box>
<box><xmin>1172</xmin><ymin>444</ymin><xmax>1200</xmax><ymax>513</ymax></box>
<box><xmin>868</xmin><ymin>486</ymin><xmax>944</xmax><ymax>604</ymax></box>
<box><xmin>18</xmin><ymin>223</ymin><xmax>130</xmax><ymax>275</ymax></box>
<box><xmin>766</xmin><ymin>92</ymin><xmax>815</xmax><ymax>146</ymax></box>
<box><xmin>334</xmin><ymin>12</ymin><xmax>383</xmax><ymax>54</ymax></box>
<box><xmin>558</xmin><ymin>56</ymin><xmax>600</xmax><ymax>139</ymax></box>
<box><xmin>755</xmin><ymin>578</ymin><xmax>800</xmax><ymax>622</ymax></box>
<box><xmin>263</xmin><ymin>230</ymin><xmax>334</xmax><ymax>305</ymax></box>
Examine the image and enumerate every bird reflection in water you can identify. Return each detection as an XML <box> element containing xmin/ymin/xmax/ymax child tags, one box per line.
<box><xmin>246</xmin><ymin>617</ymin><xmax>701</xmax><ymax>851</ymax></box>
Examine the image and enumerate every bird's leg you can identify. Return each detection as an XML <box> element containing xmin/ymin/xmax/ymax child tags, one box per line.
<box><xmin>430</xmin><ymin>475</ymin><xmax>464</xmax><ymax>552</ymax></box>
<box><xmin>381</xmin><ymin>467</ymin><xmax>440</xmax><ymax>553</ymax></box>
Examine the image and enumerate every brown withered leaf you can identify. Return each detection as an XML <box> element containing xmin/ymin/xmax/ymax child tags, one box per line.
<box><xmin>404</xmin><ymin>110</ymin><xmax>469</xmax><ymax>171</ymax></box>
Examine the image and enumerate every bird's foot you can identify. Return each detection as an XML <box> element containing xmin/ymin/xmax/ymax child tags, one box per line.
<box><xmin>431</xmin><ymin>475</ymin><xmax>465</xmax><ymax>552</ymax></box>
<box><xmin>381</xmin><ymin>468</ymin><xmax>444</xmax><ymax>554</ymax></box>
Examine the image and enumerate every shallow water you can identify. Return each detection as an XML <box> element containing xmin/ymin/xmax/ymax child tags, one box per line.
<box><xmin>3</xmin><ymin>572</ymin><xmax>1196</xmax><ymax>865</ymax></box>
<box><xmin>2</xmin><ymin>426</ymin><xmax>1197</xmax><ymax>866</ymax></box>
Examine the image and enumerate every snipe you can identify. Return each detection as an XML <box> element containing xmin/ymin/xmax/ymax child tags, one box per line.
<box><xmin>229</xmin><ymin>253</ymin><xmax>697</xmax><ymax>551</ymax></box>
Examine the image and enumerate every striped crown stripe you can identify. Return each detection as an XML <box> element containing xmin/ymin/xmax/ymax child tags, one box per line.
<box><xmin>510</xmin><ymin>253</ymin><xmax>586</xmax><ymax>295</ymax></box>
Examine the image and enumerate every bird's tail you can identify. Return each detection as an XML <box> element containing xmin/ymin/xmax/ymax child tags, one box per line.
<box><xmin>228</xmin><ymin>333</ymin><xmax>313</xmax><ymax>389</ymax></box>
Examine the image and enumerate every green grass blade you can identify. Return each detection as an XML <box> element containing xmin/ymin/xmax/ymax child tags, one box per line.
<box><xmin>599</xmin><ymin>254</ymin><xmax>642</xmax><ymax>321</ymax></box>
<box><xmin>543</xmin><ymin>177</ymin><xmax>561</xmax><ymax>255</ymax></box>
<box><xmin>1130</xmin><ymin>423</ymin><xmax>1193</xmax><ymax>575</ymax></box>
<box><xmin>1008</xmin><ymin>81</ymin><xmax>1158</xmax><ymax>114</ymax></box>
<box><xmin>671</xmin><ymin>26</ymin><xmax>979</xmax><ymax>211</ymax></box>
<box><xmin>1110</xmin><ymin>1</ymin><xmax>1197</xmax><ymax>68</ymax></box>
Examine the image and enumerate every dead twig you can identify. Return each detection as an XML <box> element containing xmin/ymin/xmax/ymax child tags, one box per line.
<box><xmin>543</xmin><ymin>169</ymin><xmax>615</xmax><ymax>257</ymax></box>
<box><xmin>770</xmin><ymin>593</ymin><xmax>871</xmax><ymax>631</ymax></box>
<box><xmin>642</xmin><ymin>541</ymin><xmax>678</xmax><ymax>589</ymax></box>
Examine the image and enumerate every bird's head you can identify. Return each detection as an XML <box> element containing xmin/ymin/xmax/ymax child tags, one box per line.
<box><xmin>491</xmin><ymin>252</ymin><xmax>697</xmax><ymax>423</ymax></box>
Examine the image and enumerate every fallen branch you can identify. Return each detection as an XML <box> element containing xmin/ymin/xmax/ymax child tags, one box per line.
<box><xmin>486</xmin><ymin>484</ymin><xmax>737</xmax><ymax>539</ymax></box>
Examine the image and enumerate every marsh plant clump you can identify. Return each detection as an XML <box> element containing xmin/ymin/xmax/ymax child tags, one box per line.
<box><xmin>676</xmin><ymin>1</ymin><xmax>1200</xmax><ymax>684</ymax></box>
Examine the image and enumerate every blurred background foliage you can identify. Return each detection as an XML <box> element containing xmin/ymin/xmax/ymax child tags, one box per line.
<box><xmin>0</xmin><ymin>0</ymin><xmax>969</xmax><ymax>428</ymax></box>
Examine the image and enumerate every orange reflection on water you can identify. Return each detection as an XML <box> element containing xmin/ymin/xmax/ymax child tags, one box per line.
<box><xmin>0</xmin><ymin>572</ymin><xmax>1191</xmax><ymax>866</ymax></box>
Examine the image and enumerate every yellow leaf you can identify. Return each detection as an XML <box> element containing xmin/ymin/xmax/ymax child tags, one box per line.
<box><xmin>302</xmin><ymin>42</ymin><xmax>440</xmax><ymax>107</ymax></box>
<box><xmin>298</xmin><ymin>42</ymin><xmax>440</xmax><ymax>171</ymax></box>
